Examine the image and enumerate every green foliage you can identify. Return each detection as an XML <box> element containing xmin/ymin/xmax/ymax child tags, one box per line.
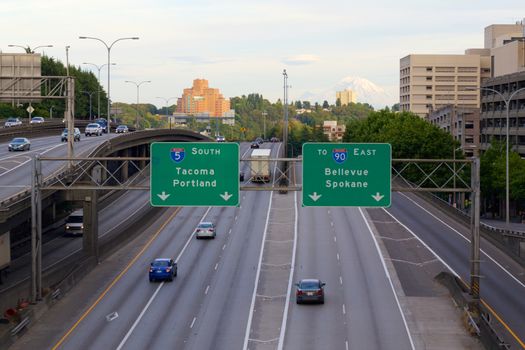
<box><xmin>343</xmin><ymin>109</ymin><xmax>458</xmax><ymax>187</ymax></box>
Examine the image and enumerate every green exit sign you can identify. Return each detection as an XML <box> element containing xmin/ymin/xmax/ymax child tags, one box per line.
<box><xmin>150</xmin><ymin>142</ymin><xmax>239</xmax><ymax>207</ymax></box>
<box><xmin>302</xmin><ymin>143</ymin><xmax>391</xmax><ymax>207</ymax></box>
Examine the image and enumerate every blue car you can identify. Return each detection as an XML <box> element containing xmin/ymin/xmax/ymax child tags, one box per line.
<box><xmin>149</xmin><ymin>258</ymin><xmax>177</xmax><ymax>282</ymax></box>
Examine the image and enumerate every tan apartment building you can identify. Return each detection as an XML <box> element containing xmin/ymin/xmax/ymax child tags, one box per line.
<box><xmin>176</xmin><ymin>79</ymin><xmax>230</xmax><ymax>117</ymax></box>
<box><xmin>399</xmin><ymin>53</ymin><xmax>491</xmax><ymax>118</ymax></box>
<box><xmin>428</xmin><ymin>105</ymin><xmax>480</xmax><ymax>156</ymax></box>
<box><xmin>485</xmin><ymin>23</ymin><xmax>525</xmax><ymax>77</ymax></box>
<box><xmin>336</xmin><ymin>89</ymin><xmax>356</xmax><ymax>105</ymax></box>
<box><xmin>323</xmin><ymin>120</ymin><xmax>346</xmax><ymax>141</ymax></box>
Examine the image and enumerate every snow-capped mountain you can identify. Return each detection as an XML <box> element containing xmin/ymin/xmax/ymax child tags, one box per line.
<box><xmin>298</xmin><ymin>76</ymin><xmax>396</xmax><ymax>109</ymax></box>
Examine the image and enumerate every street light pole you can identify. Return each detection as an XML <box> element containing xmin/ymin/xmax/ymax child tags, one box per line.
<box><xmin>262</xmin><ymin>111</ymin><xmax>267</xmax><ymax>140</ymax></box>
<box><xmin>156</xmin><ymin>97</ymin><xmax>177</xmax><ymax>129</ymax></box>
<box><xmin>125</xmin><ymin>80</ymin><xmax>151</xmax><ymax>129</ymax></box>
<box><xmin>8</xmin><ymin>44</ymin><xmax>53</xmax><ymax>53</ymax></box>
<box><xmin>83</xmin><ymin>62</ymin><xmax>116</xmax><ymax>119</ymax></box>
<box><xmin>473</xmin><ymin>86</ymin><xmax>525</xmax><ymax>226</ymax></box>
<box><xmin>79</xmin><ymin>36</ymin><xmax>139</xmax><ymax>133</ymax></box>
<box><xmin>82</xmin><ymin>91</ymin><xmax>95</xmax><ymax>120</ymax></box>
<box><xmin>283</xmin><ymin>70</ymin><xmax>289</xmax><ymax>158</ymax></box>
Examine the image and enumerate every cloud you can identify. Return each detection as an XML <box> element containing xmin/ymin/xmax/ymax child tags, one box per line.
<box><xmin>282</xmin><ymin>54</ymin><xmax>320</xmax><ymax>65</ymax></box>
<box><xmin>170</xmin><ymin>56</ymin><xmax>233</xmax><ymax>65</ymax></box>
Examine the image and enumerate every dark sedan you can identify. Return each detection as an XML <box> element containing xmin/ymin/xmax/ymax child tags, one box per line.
<box><xmin>8</xmin><ymin>137</ymin><xmax>31</xmax><ymax>151</ymax></box>
<box><xmin>116</xmin><ymin>125</ymin><xmax>129</xmax><ymax>133</ymax></box>
<box><xmin>250</xmin><ymin>142</ymin><xmax>260</xmax><ymax>149</ymax></box>
<box><xmin>296</xmin><ymin>279</ymin><xmax>325</xmax><ymax>304</ymax></box>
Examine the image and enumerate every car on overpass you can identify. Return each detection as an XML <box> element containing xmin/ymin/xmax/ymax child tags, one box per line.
<box><xmin>61</xmin><ymin>128</ymin><xmax>81</xmax><ymax>142</ymax></box>
<box><xmin>149</xmin><ymin>258</ymin><xmax>177</xmax><ymax>282</ymax></box>
<box><xmin>195</xmin><ymin>222</ymin><xmax>216</xmax><ymax>239</ymax></box>
<box><xmin>30</xmin><ymin>116</ymin><xmax>45</xmax><ymax>124</ymax></box>
<box><xmin>115</xmin><ymin>125</ymin><xmax>129</xmax><ymax>133</ymax></box>
<box><xmin>95</xmin><ymin>118</ymin><xmax>108</xmax><ymax>133</ymax></box>
<box><xmin>295</xmin><ymin>279</ymin><xmax>325</xmax><ymax>304</ymax></box>
<box><xmin>85</xmin><ymin>123</ymin><xmax>103</xmax><ymax>136</ymax></box>
<box><xmin>250</xmin><ymin>142</ymin><xmax>260</xmax><ymax>149</ymax></box>
<box><xmin>4</xmin><ymin>117</ymin><xmax>22</xmax><ymax>127</ymax></box>
<box><xmin>8</xmin><ymin>137</ymin><xmax>31</xmax><ymax>151</ymax></box>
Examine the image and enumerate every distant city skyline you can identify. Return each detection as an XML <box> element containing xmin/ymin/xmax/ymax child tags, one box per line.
<box><xmin>1</xmin><ymin>0</ymin><xmax>524</xmax><ymax>109</ymax></box>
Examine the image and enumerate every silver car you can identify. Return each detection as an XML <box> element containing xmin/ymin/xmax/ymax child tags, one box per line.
<box><xmin>195</xmin><ymin>222</ymin><xmax>216</xmax><ymax>239</ymax></box>
<box><xmin>85</xmin><ymin>123</ymin><xmax>103</xmax><ymax>136</ymax></box>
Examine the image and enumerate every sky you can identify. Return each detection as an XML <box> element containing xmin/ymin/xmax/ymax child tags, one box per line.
<box><xmin>1</xmin><ymin>0</ymin><xmax>524</xmax><ymax>109</ymax></box>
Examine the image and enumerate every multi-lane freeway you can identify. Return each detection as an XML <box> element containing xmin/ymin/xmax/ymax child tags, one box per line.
<box><xmin>1</xmin><ymin>134</ymin><xmax>524</xmax><ymax>350</ymax></box>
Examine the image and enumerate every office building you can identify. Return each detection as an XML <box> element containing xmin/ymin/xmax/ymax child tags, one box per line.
<box><xmin>399</xmin><ymin>54</ymin><xmax>490</xmax><ymax>118</ymax></box>
<box><xmin>479</xmin><ymin>71</ymin><xmax>525</xmax><ymax>156</ymax></box>
<box><xmin>176</xmin><ymin>79</ymin><xmax>230</xmax><ymax>117</ymax></box>
<box><xmin>336</xmin><ymin>89</ymin><xmax>356</xmax><ymax>106</ymax></box>
<box><xmin>428</xmin><ymin>105</ymin><xmax>480</xmax><ymax>156</ymax></box>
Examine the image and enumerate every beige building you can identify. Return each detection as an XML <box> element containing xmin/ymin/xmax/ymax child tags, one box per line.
<box><xmin>336</xmin><ymin>89</ymin><xmax>356</xmax><ymax>105</ymax></box>
<box><xmin>400</xmin><ymin>20</ymin><xmax>525</xmax><ymax>119</ymax></box>
<box><xmin>399</xmin><ymin>54</ymin><xmax>491</xmax><ymax>118</ymax></box>
<box><xmin>323</xmin><ymin>120</ymin><xmax>346</xmax><ymax>141</ymax></box>
<box><xmin>428</xmin><ymin>105</ymin><xmax>480</xmax><ymax>156</ymax></box>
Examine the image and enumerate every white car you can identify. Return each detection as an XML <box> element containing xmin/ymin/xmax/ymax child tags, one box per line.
<box><xmin>195</xmin><ymin>222</ymin><xmax>216</xmax><ymax>239</ymax></box>
<box><xmin>4</xmin><ymin>118</ymin><xmax>22</xmax><ymax>127</ymax></box>
<box><xmin>30</xmin><ymin>116</ymin><xmax>45</xmax><ymax>124</ymax></box>
<box><xmin>85</xmin><ymin>123</ymin><xmax>103</xmax><ymax>136</ymax></box>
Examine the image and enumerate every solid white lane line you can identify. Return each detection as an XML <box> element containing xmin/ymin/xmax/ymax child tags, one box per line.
<box><xmin>359</xmin><ymin>208</ymin><xmax>416</xmax><ymax>350</ymax></box>
<box><xmin>115</xmin><ymin>283</ymin><xmax>164</xmax><ymax>350</ymax></box>
<box><xmin>190</xmin><ymin>317</ymin><xmax>196</xmax><ymax>329</ymax></box>
<box><xmin>397</xmin><ymin>192</ymin><xmax>525</xmax><ymax>289</ymax></box>
<box><xmin>205</xmin><ymin>285</ymin><xmax>210</xmax><ymax>295</ymax></box>
<box><xmin>115</xmin><ymin>207</ymin><xmax>212</xmax><ymax>350</ymax></box>
<box><xmin>277</xmin><ymin>191</ymin><xmax>298</xmax><ymax>350</ymax></box>
<box><xmin>346</xmin><ymin>340</ymin><xmax>349</xmax><ymax>350</ymax></box>
<box><xmin>342</xmin><ymin>304</ymin><xmax>346</xmax><ymax>315</ymax></box>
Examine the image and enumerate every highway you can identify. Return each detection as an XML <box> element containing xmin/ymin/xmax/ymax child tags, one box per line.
<box><xmin>386</xmin><ymin>192</ymin><xmax>525</xmax><ymax>347</ymax></box>
<box><xmin>282</xmin><ymin>205</ymin><xmax>414</xmax><ymax>350</ymax></box>
<box><xmin>0</xmin><ymin>132</ymin><xmax>116</xmax><ymax>200</ymax></box>
<box><xmin>4</xmin><ymin>137</ymin><xmax>524</xmax><ymax>350</ymax></box>
<box><xmin>42</xmin><ymin>142</ymin><xmax>278</xmax><ymax>350</ymax></box>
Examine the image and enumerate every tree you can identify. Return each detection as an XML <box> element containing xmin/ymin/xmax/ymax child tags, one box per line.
<box><xmin>322</xmin><ymin>100</ymin><xmax>329</xmax><ymax>109</ymax></box>
<box><xmin>295</xmin><ymin>100</ymin><xmax>302</xmax><ymax>109</ymax></box>
<box><xmin>336</xmin><ymin>98</ymin><xmax>341</xmax><ymax>107</ymax></box>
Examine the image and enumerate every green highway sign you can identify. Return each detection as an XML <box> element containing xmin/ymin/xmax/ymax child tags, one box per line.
<box><xmin>302</xmin><ymin>143</ymin><xmax>391</xmax><ymax>207</ymax></box>
<box><xmin>150</xmin><ymin>142</ymin><xmax>239</xmax><ymax>207</ymax></box>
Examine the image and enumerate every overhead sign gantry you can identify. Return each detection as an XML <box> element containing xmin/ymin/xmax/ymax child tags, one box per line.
<box><xmin>302</xmin><ymin>142</ymin><xmax>391</xmax><ymax>207</ymax></box>
<box><xmin>150</xmin><ymin>142</ymin><xmax>239</xmax><ymax>207</ymax></box>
